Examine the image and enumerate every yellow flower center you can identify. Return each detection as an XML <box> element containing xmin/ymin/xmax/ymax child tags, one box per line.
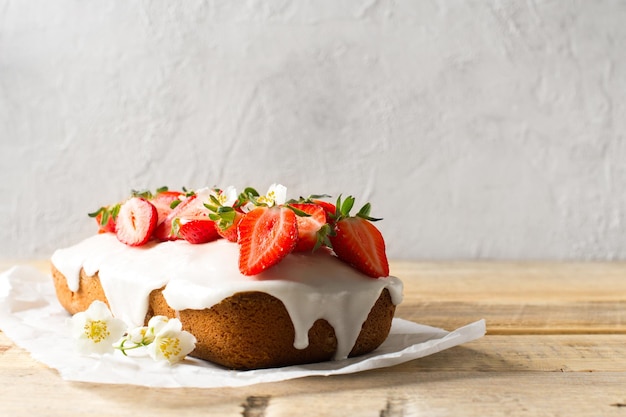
<box><xmin>257</xmin><ymin>191</ymin><xmax>275</xmax><ymax>206</ymax></box>
<box><xmin>158</xmin><ymin>337</ymin><xmax>182</xmax><ymax>360</ymax></box>
<box><xmin>217</xmin><ymin>193</ymin><xmax>228</xmax><ymax>205</ymax></box>
<box><xmin>84</xmin><ymin>320</ymin><xmax>110</xmax><ymax>344</ymax></box>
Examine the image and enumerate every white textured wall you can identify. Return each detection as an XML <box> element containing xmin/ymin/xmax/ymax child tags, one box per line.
<box><xmin>1</xmin><ymin>1</ymin><xmax>625</xmax><ymax>261</ymax></box>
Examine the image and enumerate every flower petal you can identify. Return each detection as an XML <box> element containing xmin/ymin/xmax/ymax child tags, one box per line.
<box><xmin>147</xmin><ymin>315</ymin><xmax>169</xmax><ymax>335</ymax></box>
<box><xmin>84</xmin><ymin>300</ymin><xmax>113</xmax><ymax>320</ymax></box>
<box><xmin>70</xmin><ymin>301</ymin><xmax>127</xmax><ymax>355</ymax></box>
<box><xmin>221</xmin><ymin>186</ymin><xmax>238</xmax><ymax>207</ymax></box>
<box><xmin>148</xmin><ymin>322</ymin><xmax>197</xmax><ymax>365</ymax></box>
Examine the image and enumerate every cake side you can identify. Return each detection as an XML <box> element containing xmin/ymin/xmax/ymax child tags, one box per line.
<box><xmin>52</xmin><ymin>264</ymin><xmax>396</xmax><ymax>370</ymax></box>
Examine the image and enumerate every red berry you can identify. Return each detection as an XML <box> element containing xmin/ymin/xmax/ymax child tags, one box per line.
<box><xmin>214</xmin><ymin>211</ymin><xmax>244</xmax><ymax>242</ymax></box>
<box><xmin>177</xmin><ymin>218</ymin><xmax>220</xmax><ymax>244</ymax></box>
<box><xmin>152</xmin><ymin>190</ymin><xmax>183</xmax><ymax>225</ymax></box>
<box><xmin>237</xmin><ymin>206</ymin><xmax>298</xmax><ymax>276</ymax></box>
<box><xmin>312</xmin><ymin>199</ymin><xmax>337</xmax><ymax>222</ymax></box>
<box><xmin>115</xmin><ymin>197</ymin><xmax>158</xmax><ymax>246</ymax></box>
<box><xmin>330</xmin><ymin>216</ymin><xmax>389</xmax><ymax>278</ymax></box>
<box><xmin>290</xmin><ymin>203</ymin><xmax>327</xmax><ymax>252</ymax></box>
<box><xmin>154</xmin><ymin>194</ymin><xmax>209</xmax><ymax>241</ymax></box>
<box><xmin>88</xmin><ymin>204</ymin><xmax>120</xmax><ymax>234</ymax></box>
<box><xmin>94</xmin><ymin>211</ymin><xmax>116</xmax><ymax>234</ymax></box>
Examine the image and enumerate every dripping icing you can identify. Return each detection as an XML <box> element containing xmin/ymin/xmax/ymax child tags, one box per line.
<box><xmin>51</xmin><ymin>233</ymin><xmax>403</xmax><ymax>360</ymax></box>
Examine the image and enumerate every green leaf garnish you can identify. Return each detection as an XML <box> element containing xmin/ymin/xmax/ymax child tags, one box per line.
<box><xmin>333</xmin><ymin>195</ymin><xmax>382</xmax><ymax>222</ymax></box>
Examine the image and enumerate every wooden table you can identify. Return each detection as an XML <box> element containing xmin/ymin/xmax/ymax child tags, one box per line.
<box><xmin>1</xmin><ymin>261</ymin><xmax>625</xmax><ymax>416</ymax></box>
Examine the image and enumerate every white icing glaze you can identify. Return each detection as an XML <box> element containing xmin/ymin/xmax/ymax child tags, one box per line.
<box><xmin>51</xmin><ymin>233</ymin><xmax>403</xmax><ymax>360</ymax></box>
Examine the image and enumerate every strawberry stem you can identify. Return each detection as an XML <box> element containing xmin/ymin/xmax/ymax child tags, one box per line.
<box><xmin>333</xmin><ymin>195</ymin><xmax>382</xmax><ymax>222</ymax></box>
<box><xmin>284</xmin><ymin>204</ymin><xmax>312</xmax><ymax>217</ymax></box>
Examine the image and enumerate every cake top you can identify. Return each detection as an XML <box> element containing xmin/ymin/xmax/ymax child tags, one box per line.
<box><xmin>89</xmin><ymin>184</ymin><xmax>390</xmax><ymax>279</ymax></box>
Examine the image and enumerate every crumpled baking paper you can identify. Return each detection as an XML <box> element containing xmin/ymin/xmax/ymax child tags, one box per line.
<box><xmin>0</xmin><ymin>265</ymin><xmax>486</xmax><ymax>388</ymax></box>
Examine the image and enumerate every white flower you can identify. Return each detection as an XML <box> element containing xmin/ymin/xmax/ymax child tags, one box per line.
<box><xmin>213</xmin><ymin>186</ymin><xmax>238</xmax><ymax>207</ymax></box>
<box><xmin>70</xmin><ymin>301</ymin><xmax>127</xmax><ymax>355</ymax></box>
<box><xmin>146</xmin><ymin>315</ymin><xmax>169</xmax><ymax>339</ymax></box>
<box><xmin>113</xmin><ymin>316</ymin><xmax>170</xmax><ymax>355</ymax></box>
<box><xmin>126</xmin><ymin>326</ymin><xmax>150</xmax><ymax>344</ymax></box>
<box><xmin>243</xmin><ymin>183</ymin><xmax>287</xmax><ymax>212</ymax></box>
<box><xmin>147</xmin><ymin>318</ymin><xmax>197</xmax><ymax>365</ymax></box>
<box><xmin>260</xmin><ymin>183</ymin><xmax>287</xmax><ymax>207</ymax></box>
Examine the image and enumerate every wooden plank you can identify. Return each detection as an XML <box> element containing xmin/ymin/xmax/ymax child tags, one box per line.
<box><xmin>1</xmin><ymin>353</ymin><xmax>625</xmax><ymax>417</ymax></box>
<box><xmin>392</xmin><ymin>261</ymin><xmax>626</xmax><ymax>303</ymax></box>
<box><xmin>403</xmin><ymin>334</ymin><xmax>626</xmax><ymax>372</ymax></box>
<box><xmin>390</xmin><ymin>261</ymin><xmax>626</xmax><ymax>334</ymax></box>
<box><xmin>397</xmin><ymin>300</ymin><xmax>626</xmax><ymax>335</ymax></box>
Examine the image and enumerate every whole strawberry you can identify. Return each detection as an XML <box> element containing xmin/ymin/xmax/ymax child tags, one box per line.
<box><xmin>328</xmin><ymin>196</ymin><xmax>389</xmax><ymax>278</ymax></box>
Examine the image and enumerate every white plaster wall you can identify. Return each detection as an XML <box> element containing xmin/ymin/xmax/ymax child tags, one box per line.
<box><xmin>1</xmin><ymin>1</ymin><xmax>625</xmax><ymax>261</ymax></box>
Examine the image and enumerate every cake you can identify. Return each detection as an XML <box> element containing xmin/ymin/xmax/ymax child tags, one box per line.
<box><xmin>50</xmin><ymin>185</ymin><xmax>403</xmax><ymax>369</ymax></box>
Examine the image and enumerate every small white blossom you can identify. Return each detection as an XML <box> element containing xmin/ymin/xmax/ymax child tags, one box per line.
<box><xmin>243</xmin><ymin>183</ymin><xmax>287</xmax><ymax>212</ymax></box>
<box><xmin>127</xmin><ymin>326</ymin><xmax>150</xmax><ymax>344</ymax></box>
<box><xmin>71</xmin><ymin>301</ymin><xmax>127</xmax><ymax>355</ymax></box>
<box><xmin>146</xmin><ymin>315</ymin><xmax>169</xmax><ymax>338</ymax></box>
<box><xmin>260</xmin><ymin>183</ymin><xmax>287</xmax><ymax>206</ymax></box>
<box><xmin>214</xmin><ymin>186</ymin><xmax>238</xmax><ymax>207</ymax></box>
<box><xmin>147</xmin><ymin>318</ymin><xmax>197</xmax><ymax>365</ymax></box>
<box><xmin>71</xmin><ymin>306</ymin><xmax>196</xmax><ymax>365</ymax></box>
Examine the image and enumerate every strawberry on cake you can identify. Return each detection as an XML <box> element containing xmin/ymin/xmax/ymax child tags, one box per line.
<box><xmin>51</xmin><ymin>184</ymin><xmax>403</xmax><ymax>369</ymax></box>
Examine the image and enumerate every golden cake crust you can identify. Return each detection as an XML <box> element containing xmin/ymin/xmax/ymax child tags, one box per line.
<box><xmin>51</xmin><ymin>264</ymin><xmax>396</xmax><ymax>370</ymax></box>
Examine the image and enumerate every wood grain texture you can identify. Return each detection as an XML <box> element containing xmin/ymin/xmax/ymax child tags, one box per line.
<box><xmin>392</xmin><ymin>261</ymin><xmax>626</xmax><ymax>334</ymax></box>
<box><xmin>1</xmin><ymin>261</ymin><xmax>626</xmax><ymax>416</ymax></box>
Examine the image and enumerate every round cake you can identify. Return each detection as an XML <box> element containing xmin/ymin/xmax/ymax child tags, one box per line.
<box><xmin>50</xmin><ymin>185</ymin><xmax>403</xmax><ymax>370</ymax></box>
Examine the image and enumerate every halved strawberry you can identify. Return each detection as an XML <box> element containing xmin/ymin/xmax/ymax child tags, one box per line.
<box><xmin>115</xmin><ymin>197</ymin><xmax>158</xmax><ymax>246</ymax></box>
<box><xmin>328</xmin><ymin>196</ymin><xmax>389</xmax><ymax>278</ymax></box>
<box><xmin>237</xmin><ymin>206</ymin><xmax>298</xmax><ymax>276</ymax></box>
<box><xmin>330</xmin><ymin>217</ymin><xmax>389</xmax><ymax>278</ymax></box>
<box><xmin>176</xmin><ymin>218</ymin><xmax>220</xmax><ymax>244</ymax></box>
<box><xmin>154</xmin><ymin>193</ymin><xmax>209</xmax><ymax>241</ymax></box>
<box><xmin>289</xmin><ymin>203</ymin><xmax>328</xmax><ymax>252</ymax></box>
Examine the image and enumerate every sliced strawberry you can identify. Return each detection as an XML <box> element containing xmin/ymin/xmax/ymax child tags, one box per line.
<box><xmin>330</xmin><ymin>216</ymin><xmax>389</xmax><ymax>278</ymax></box>
<box><xmin>312</xmin><ymin>199</ymin><xmax>337</xmax><ymax>222</ymax></box>
<box><xmin>115</xmin><ymin>197</ymin><xmax>158</xmax><ymax>246</ymax></box>
<box><xmin>152</xmin><ymin>190</ymin><xmax>184</xmax><ymax>225</ymax></box>
<box><xmin>237</xmin><ymin>206</ymin><xmax>298</xmax><ymax>276</ymax></box>
<box><xmin>289</xmin><ymin>203</ymin><xmax>327</xmax><ymax>252</ymax></box>
<box><xmin>154</xmin><ymin>193</ymin><xmax>209</xmax><ymax>241</ymax></box>
<box><xmin>177</xmin><ymin>218</ymin><xmax>220</xmax><ymax>244</ymax></box>
<box><xmin>214</xmin><ymin>211</ymin><xmax>244</xmax><ymax>242</ymax></box>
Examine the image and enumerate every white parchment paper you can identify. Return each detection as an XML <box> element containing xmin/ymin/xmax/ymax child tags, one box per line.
<box><xmin>0</xmin><ymin>265</ymin><xmax>486</xmax><ymax>388</ymax></box>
